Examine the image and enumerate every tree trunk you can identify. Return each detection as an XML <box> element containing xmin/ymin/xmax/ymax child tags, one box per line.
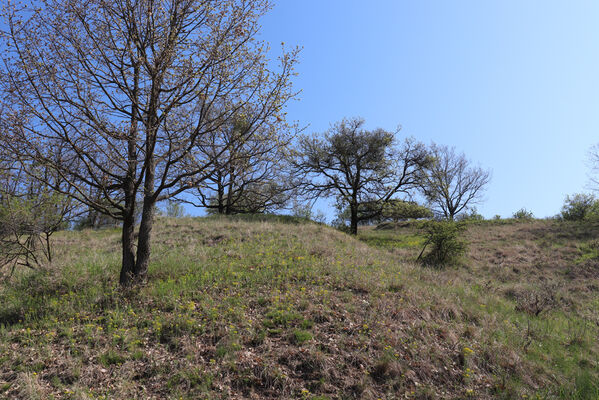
<box><xmin>134</xmin><ymin>195</ymin><xmax>155</xmax><ymax>283</ymax></box>
<box><xmin>44</xmin><ymin>232</ymin><xmax>52</xmax><ymax>263</ymax></box>
<box><xmin>119</xmin><ymin>63</ymin><xmax>139</xmax><ymax>286</ymax></box>
<box><xmin>134</xmin><ymin>134</ymin><xmax>157</xmax><ymax>283</ymax></box>
<box><xmin>119</xmin><ymin>210</ymin><xmax>137</xmax><ymax>286</ymax></box>
<box><xmin>217</xmin><ymin>172</ymin><xmax>225</xmax><ymax>214</ymax></box>
<box><xmin>350</xmin><ymin>204</ymin><xmax>358</xmax><ymax>235</ymax></box>
<box><xmin>225</xmin><ymin>165</ymin><xmax>235</xmax><ymax>215</ymax></box>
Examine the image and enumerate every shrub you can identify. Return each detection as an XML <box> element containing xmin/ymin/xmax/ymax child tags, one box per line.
<box><xmin>0</xmin><ymin>192</ymin><xmax>72</xmax><ymax>271</ymax></box>
<box><xmin>417</xmin><ymin>221</ymin><xmax>467</xmax><ymax>267</ymax></box>
<box><xmin>457</xmin><ymin>208</ymin><xmax>485</xmax><ymax>222</ymax></box>
<box><xmin>380</xmin><ymin>200</ymin><xmax>433</xmax><ymax>222</ymax></box>
<box><xmin>513</xmin><ymin>208</ymin><xmax>534</xmax><ymax>220</ymax></box>
<box><xmin>333</xmin><ymin>199</ymin><xmax>432</xmax><ymax>229</ymax></box>
<box><xmin>560</xmin><ymin>193</ymin><xmax>599</xmax><ymax>221</ymax></box>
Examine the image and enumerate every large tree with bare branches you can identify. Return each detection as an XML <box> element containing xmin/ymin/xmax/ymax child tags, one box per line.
<box><xmin>0</xmin><ymin>0</ymin><xmax>298</xmax><ymax>285</ymax></box>
<box><xmin>419</xmin><ymin>143</ymin><xmax>491</xmax><ymax>220</ymax></box>
<box><xmin>191</xmin><ymin>114</ymin><xmax>296</xmax><ymax>214</ymax></box>
<box><xmin>294</xmin><ymin>118</ymin><xmax>429</xmax><ymax>235</ymax></box>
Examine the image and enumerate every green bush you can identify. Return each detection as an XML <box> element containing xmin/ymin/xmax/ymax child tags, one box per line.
<box><xmin>417</xmin><ymin>221</ymin><xmax>467</xmax><ymax>267</ymax></box>
<box><xmin>457</xmin><ymin>208</ymin><xmax>485</xmax><ymax>222</ymax></box>
<box><xmin>380</xmin><ymin>200</ymin><xmax>433</xmax><ymax>222</ymax></box>
<box><xmin>513</xmin><ymin>208</ymin><xmax>534</xmax><ymax>220</ymax></box>
<box><xmin>561</xmin><ymin>193</ymin><xmax>599</xmax><ymax>221</ymax></box>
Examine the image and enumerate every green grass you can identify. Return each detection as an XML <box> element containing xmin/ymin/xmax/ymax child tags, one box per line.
<box><xmin>0</xmin><ymin>216</ymin><xmax>598</xmax><ymax>399</ymax></box>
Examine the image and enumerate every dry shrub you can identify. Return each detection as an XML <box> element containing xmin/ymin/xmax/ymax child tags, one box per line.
<box><xmin>514</xmin><ymin>286</ymin><xmax>558</xmax><ymax>316</ymax></box>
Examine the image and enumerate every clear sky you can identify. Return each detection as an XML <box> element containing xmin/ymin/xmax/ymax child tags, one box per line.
<box><xmin>259</xmin><ymin>0</ymin><xmax>599</xmax><ymax>219</ymax></box>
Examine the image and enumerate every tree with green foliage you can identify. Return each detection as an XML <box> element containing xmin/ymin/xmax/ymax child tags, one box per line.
<box><xmin>290</xmin><ymin>201</ymin><xmax>326</xmax><ymax>223</ymax></box>
<box><xmin>294</xmin><ymin>118</ymin><xmax>429</xmax><ymax>235</ymax></box>
<box><xmin>456</xmin><ymin>207</ymin><xmax>485</xmax><ymax>222</ymax></box>
<box><xmin>380</xmin><ymin>199</ymin><xmax>433</xmax><ymax>222</ymax></box>
<box><xmin>1</xmin><ymin>0</ymin><xmax>298</xmax><ymax>286</ymax></box>
<box><xmin>334</xmin><ymin>199</ymin><xmax>432</xmax><ymax>227</ymax></box>
<box><xmin>560</xmin><ymin>193</ymin><xmax>599</xmax><ymax>221</ymax></box>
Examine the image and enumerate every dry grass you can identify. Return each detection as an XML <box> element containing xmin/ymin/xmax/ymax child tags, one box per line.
<box><xmin>0</xmin><ymin>215</ymin><xmax>597</xmax><ymax>399</ymax></box>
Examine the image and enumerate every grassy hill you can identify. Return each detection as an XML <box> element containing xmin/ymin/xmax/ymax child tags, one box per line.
<box><xmin>0</xmin><ymin>216</ymin><xmax>598</xmax><ymax>399</ymax></box>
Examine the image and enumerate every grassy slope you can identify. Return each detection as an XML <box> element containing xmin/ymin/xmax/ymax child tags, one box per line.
<box><xmin>0</xmin><ymin>216</ymin><xmax>598</xmax><ymax>399</ymax></box>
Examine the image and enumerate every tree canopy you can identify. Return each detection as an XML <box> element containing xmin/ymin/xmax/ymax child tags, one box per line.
<box><xmin>294</xmin><ymin>117</ymin><xmax>429</xmax><ymax>234</ymax></box>
<box><xmin>0</xmin><ymin>0</ymin><xmax>298</xmax><ymax>285</ymax></box>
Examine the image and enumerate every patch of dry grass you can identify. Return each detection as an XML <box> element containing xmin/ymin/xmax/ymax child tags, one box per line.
<box><xmin>0</xmin><ymin>216</ymin><xmax>597</xmax><ymax>398</ymax></box>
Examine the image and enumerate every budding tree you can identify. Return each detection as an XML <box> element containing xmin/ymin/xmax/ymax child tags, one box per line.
<box><xmin>0</xmin><ymin>0</ymin><xmax>298</xmax><ymax>285</ymax></box>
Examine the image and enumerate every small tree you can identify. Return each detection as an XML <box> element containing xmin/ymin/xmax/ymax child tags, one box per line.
<box><xmin>420</xmin><ymin>143</ymin><xmax>491</xmax><ymax>220</ymax></box>
<box><xmin>456</xmin><ymin>208</ymin><xmax>485</xmax><ymax>222</ymax></box>
<box><xmin>291</xmin><ymin>201</ymin><xmax>326</xmax><ymax>223</ymax></box>
<box><xmin>294</xmin><ymin>118</ymin><xmax>429</xmax><ymax>235</ymax></box>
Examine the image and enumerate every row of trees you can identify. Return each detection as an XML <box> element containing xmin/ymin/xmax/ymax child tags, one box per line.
<box><xmin>294</xmin><ymin>118</ymin><xmax>490</xmax><ymax>234</ymax></box>
<box><xmin>0</xmin><ymin>0</ymin><xmax>490</xmax><ymax>285</ymax></box>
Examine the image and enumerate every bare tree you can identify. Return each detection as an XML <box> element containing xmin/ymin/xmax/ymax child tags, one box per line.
<box><xmin>294</xmin><ymin>117</ymin><xmax>429</xmax><ymax>235</ymax></box>
<box><xmin>191</xmin><ymin>113</ymin><xmax>296</xmax><ymax>214</ymax></box>
<box><xmin>587</xmin><ymin>144</ymin><xmax>599</xmax><ymax>192</ymax></box>
<box><xmin>0</xmin><ymin>0</ymin><xmax>298</xmax><ymax>285</ymax></box>
<box><xmin>420</xmin><ymin>143</ymin><xmax>491</xmax><ymax>220</ymax></box>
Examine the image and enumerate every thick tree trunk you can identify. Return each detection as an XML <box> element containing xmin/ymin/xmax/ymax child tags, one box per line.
<box><xmin>119</xmin><ymin>211</ymin><xmax>137</xmax><ymax>286</ymax></box>
<box><xmin>350</xmin><ymin>204</ymin><xmax>358</xmax><ymax>235</ymax></box>
<box><xmin>119</xmin><ymin>61</ymin><xmax>140</xmax><ymax>287</ymax></box>
<box><xmin>133</xmin><ymin>65</ymin><xmax>161</xmax><ymax>283</ymax></box>
<box><xmin>134</xmin><ymin>143</ymin><xmax>156</xmax><ymax>283</ymax></box>
<box><xmin>134</xmin><ymin>196</ymin><xmax>155</xmax><ymax>283</ymax></box>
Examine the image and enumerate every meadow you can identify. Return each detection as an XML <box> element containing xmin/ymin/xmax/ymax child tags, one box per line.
<box><xmin>0</xmin><ymin>215</ymin><xmax>598</xmax><ymax>399</ymax></box>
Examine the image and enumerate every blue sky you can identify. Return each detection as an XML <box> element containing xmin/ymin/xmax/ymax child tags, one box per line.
<box><xmin>258</xmin><ymin>0</ymin><xmax>599</xmax><ymax>219</ymax></box>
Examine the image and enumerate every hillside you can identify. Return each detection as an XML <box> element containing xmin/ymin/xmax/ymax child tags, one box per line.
<box><xmin>0</xmin><ymin>216</ymin><xmax>598</xmax><ymax>399</ymax></box>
